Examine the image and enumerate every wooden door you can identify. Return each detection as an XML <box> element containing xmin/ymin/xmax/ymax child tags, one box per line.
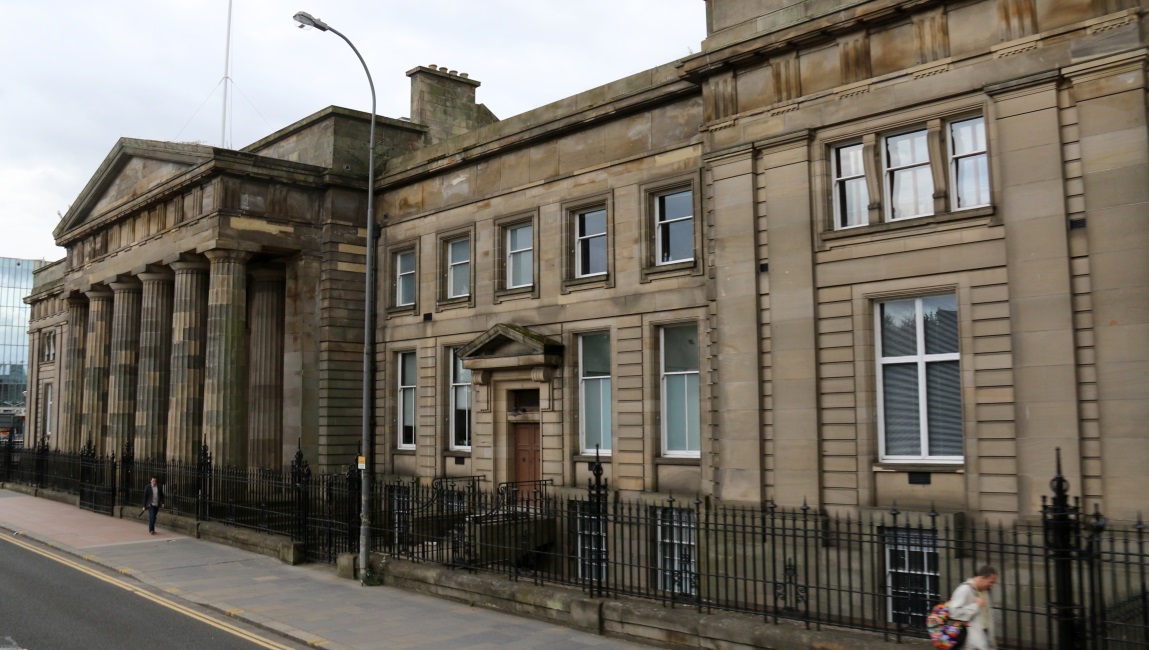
<box><xmin>512</xmin><ymin>422</ymin><xmax>541</xmax><ymax>484</ymax></box>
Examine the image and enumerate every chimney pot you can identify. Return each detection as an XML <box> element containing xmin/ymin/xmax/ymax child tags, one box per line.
<box><xmin>428</xmin><ymin>64</ymin><xmax>438</xmax><ymax>70</ymax></box>
<box><xmin>448</xmin><ymin>70</ymin><xmax>457</xmax><ymax>76</ymax></box>
<box><xmin>460</xmin><ymin>72</ymin><xmax>469</xmax><ymax>79</ymax></box>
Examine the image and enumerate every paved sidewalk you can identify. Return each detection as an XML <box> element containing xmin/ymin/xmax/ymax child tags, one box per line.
<box><xmin>0</xmin><ymin>489</ymin><xmax>644</xmax><ymax>650</ymax></box>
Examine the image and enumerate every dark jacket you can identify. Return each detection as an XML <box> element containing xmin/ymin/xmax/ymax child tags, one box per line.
<box><xmin>143</xmin><ymin>484</ymin><xmax>165</xmax><ymax>509</ymax></box>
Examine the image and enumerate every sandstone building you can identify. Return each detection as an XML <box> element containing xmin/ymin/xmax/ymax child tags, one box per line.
<box><xmin>25</xmin><ymin>0</ymin><xmax>1149</xmax><ymax>528</ymax></box>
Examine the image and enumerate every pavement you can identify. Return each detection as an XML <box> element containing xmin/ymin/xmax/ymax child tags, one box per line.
<box><xmin>0</xmin><ymin>488</ymin><xmax>646</xmax><ymax>650</ymax></box>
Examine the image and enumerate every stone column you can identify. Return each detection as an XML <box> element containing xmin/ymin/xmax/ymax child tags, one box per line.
<box><xmin>106</xmin><ymin>278</ymin><xmax>143</xmax><ymax>457</ymax></box>
<box><xmin>166</xmin><ymin>259</ymin><xmax>210</xmax><ymax>462</ymax></box>
<box><xmin>203</xmin><ymin>249</ymin><xmax>252</xmax><ymax>468</ymax></box>
<box><xmin>81</xmin><ymin>286</ymin><xmax>113</xmax><ymax>454</ymax></box>
<box><xmin>247</xmin><ymin>267</ymin><xmax>286</xmax><ymax>469</ymax></box>
<box><xmin>761</xmin><ymin>133</ymin><xmax>822</xmax><ymax>507</ymax></box>
<box><xmin>705</xmin><ymin>147</ymin><xmax>765</xmax><ymax>503</ymax></box>
<box><xmin>135</xmin><ymin>269</ymin><xmax>174</xmax><ymax>460</ymax></box>
<box><xmin>1066</xmin><ymin>53</ymin><xmax>1149</xmax><ymax>521</ymax></box>
<box><xmin>59</xmin><ymin>296</ymin><xmax>89</xmax><ymax>451</ymax></box>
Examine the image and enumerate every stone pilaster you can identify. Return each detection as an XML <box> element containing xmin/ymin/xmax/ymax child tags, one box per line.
<box><xmin>135</xmin><ymin>269</ymin><xmax>174</xmax><ymax>460</ymax></box>
<box><xmin>203</xmin><ymin>249</ymin><xmax>252</xmax><ymax>468</ymax></box>
<box><xmin>106</xmin><ymin>278</ymin><xmax>142</xmax><ymax>457</ymax></box>
<box><xmin>81</xmin><ymin>286</ymin><xmax>113</xmax><ymax>454</ymax></box>
<box><xmin>60</xmin><ymin>296</ymin><xmax>88</xmax><ymax>452</ymax></box>
<box><xmin>1066</xmin><ymin>53</ymin><xmax>1149</xmax><ymax>520</ymax></box>
<box><xmin>705</xmin><ymin>147</ymin><xmax>764</xmax><ymax>503</ymax></box>
<box><xmin>247</xmin><ymin>267</ymin><xmax>285</xmax><ymax>469</ymax></box>
<box><xmin>166</xmin><ymin>259</ymin><xmax>210</xmax><ymax>462</ymax></box>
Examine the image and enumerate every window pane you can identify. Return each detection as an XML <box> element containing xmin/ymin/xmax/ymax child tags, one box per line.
<box><xmin>880</xmin><ymin>300</ymin><xmax>918</xmax><ymax>357</ymax></box>
<box><xmin>927</xmin><ymin>361</ymin><xmax>962</xmax><ymax>456</ymax></box>
<box><xmin>922</xmin><ymin>294</ymin><xmax>959</xmax><ymax>354</ymax></box>
<box><xmin>890</xmin><ymin>166</ymin><xmax>933</xmax><ymax>219</ymax></box>
<box><xmin>453</xmin><ymin>353</ymin><xmax>471</xmax><ymax>384</ymax></box>
<box><xmin>582</xmin><ymin>333</ymin><xmax>610</xmax><ymax>377</ymax></box>
<box><xmin>448</xmin><ymin>238</ymin><xmax>469</xmax><ymax>264</ymax></box>
<box><xmin>397</xmin><ymin>251</ymin><xmax>414</xmax><ymax>273</ymax></box>
<box><xmin>838</xmin><ymin>177</ymin><xmax>868</xmax><ymax>228</ymax></box>
<box><xmin>663</xmin><ymin>326</ymin><xmax>698</xmax><ymax>372</ymax></box>
<box><xmin>580</xmin><ymin>235</ymin><xmax>607</xmax><ymax>275</ymax></box>
<box><xmin>956</xmin><ymin>155</ymin><xmax>990</xmax><ymax>208</ymax></box>
<box><xmin>658</xmin><ymin>190</ymin><xmax>692</xmax><ymax>222</ymax></box>
<box><xmin>950</xmin><ymin>118</ymin><xmax>985</xmax><ymax>157</ymax></box>
<box><xmin>661</xmin><ymin>219</ymin><xmax>693</xmax><ymax>263</ymax></box>
<box><xmin>510</xmin><ymin>250</ymin><xmax>532</xmax><ymax>286</ymax></box>
<box><xmin>837</xmin><ymin>143</ymin><xmax>865</xmax><ymax>177</ymax></box>
<box><xmin>401</xmin><ymin>353</ymin><xmax>416</xmax><ymax>385</ymax></box>
<box><xmin>449</xmin><ymin>262</ymin><xmax>469</xmax><ymax>297</ymax></box>
<box><xmin>665</xmin><ymin>375</ymin><xmax>687</xmax><ymax>451</ymax></box>
<box><xmin>399</xmin><ymin>274</ymin><xmax>415</xmax><ymax>305</ymax></box>
<box><xmin>579</xmin><ymin>209</ymin><xmax>606</xmax><ymax>236</ymax></box>
<box><xmin>584</xmin><ymin>377</ymin><xmax>607</xmax><ymax>451</ymax></box>
<box><xmin>401</xmin><ymin>389</ymin><xmax>415</xmax><ymax>445</ymax></box>
<box><xmin>509</xmin><ymin>224</ymin><xmax>532</xmax><ymax>250</ymax></box>
<box><xmin>883</xmin><ymin>363</ymin><xmax>920</xmax><ymax>456</ymax></box>
<box><xmin>887</xmin><ymin>131</ymin><xmax>929</xmax><ymax>168</ymax></box>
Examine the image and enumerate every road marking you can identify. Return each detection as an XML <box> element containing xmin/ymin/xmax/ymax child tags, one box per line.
<box><xmin>0</xmin><ymin>533</ymin><xmax>300</xmax><ymax>650</ymax></box>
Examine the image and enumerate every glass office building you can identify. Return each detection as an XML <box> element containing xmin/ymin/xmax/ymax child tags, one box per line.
<box><xmin>0</xmin><ymin>257</ymin><xmax>42</xmax><ymax>407</ymax></box>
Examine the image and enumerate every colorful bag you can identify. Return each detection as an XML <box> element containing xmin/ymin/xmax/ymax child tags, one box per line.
<box><xmin>927</xmin><ymin>601</ymin><xmax>968</xmax><ymax>649</ymax></box>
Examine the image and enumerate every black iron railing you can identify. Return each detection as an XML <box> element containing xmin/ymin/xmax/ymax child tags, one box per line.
<box><xmin>1</xmin><ymin>442</ymin><xmax>1145</xmax><ymax>649</ymax></box>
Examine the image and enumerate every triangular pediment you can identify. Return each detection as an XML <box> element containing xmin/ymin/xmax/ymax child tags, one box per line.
<box><xmin>458</xmin><ymin>323</ymin><xmax>563</xmax><ymax>362</ymax></box>
<box><xmin>55</xmin><ymin>138</ymin><xmax>215</xmax><ymax>240</ymax></box>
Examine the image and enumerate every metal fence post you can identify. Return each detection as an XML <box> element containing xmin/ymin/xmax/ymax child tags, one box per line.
<box><xmin>1043</xmin><ymin>448</ymin><xmax>1081</xmax><ymax>650</ymax></box>
<box><xmin>196</xmin><ymin>442</ymin><xmax>211</xmax><ymax>522</ymax></box>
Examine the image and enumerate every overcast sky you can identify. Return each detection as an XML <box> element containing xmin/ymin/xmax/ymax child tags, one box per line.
<box><xmin>0</xmin><ymin>1</ymin><xmax>706</xmax><ymax>263</ymax></box>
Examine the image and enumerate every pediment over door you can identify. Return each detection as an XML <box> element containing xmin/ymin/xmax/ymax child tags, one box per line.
<box><xmin>457</xmin><ymin>323</ymin><xmax>563</xmax><ymax>374</ymax></box>
<box><xmin>54</xmin><ymin>138</ymin><xmax>214</xmax><ymax>241</ymax></box>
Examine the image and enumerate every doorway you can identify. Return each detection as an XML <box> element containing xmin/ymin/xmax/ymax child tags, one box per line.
<box><xmin>512</xmin><ymin>422</ymin><xmax>541</xmax><ymax>484</ymax></box>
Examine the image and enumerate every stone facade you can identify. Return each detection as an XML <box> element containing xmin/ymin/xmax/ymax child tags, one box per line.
<box><xmin>25</xmin><ymin>0</ymin><xmax>1149</xmax><ymax>524</ymax></box>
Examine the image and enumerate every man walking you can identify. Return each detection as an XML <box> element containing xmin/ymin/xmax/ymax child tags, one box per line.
<box><xmin>949</xmin><ymin>565</ymin><xmax>998</xmax><ymax>649</ymax></box>
<box><xmin>141</xmin><ymin>476</ymin><xmax>165</xmax><ymax>535</ymax></box>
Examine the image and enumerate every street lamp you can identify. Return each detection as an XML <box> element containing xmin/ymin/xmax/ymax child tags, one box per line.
<box><xmin>294</xmin><ymin>10</ymin><xmax>377</xmax><ymax>586</ymax></box>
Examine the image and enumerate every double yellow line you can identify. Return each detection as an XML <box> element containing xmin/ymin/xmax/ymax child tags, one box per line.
<box><xmin>0</xmin><ymin>532</ymin><xmax>310</xmax><ymax>650</ymax></box>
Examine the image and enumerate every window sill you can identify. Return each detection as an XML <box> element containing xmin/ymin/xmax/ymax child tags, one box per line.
<box><xmin>573</xmin><ymin>453</ymin><xmax>612</xmax><ymax>464</ymax></box>
<box><xmin>641</xmin><ymin>260</ymin><xmax>697</xmax><ymax>283</ymax></box>
<box><xmin>822</xmin><ymin>206</ymin><xmax>995</xmax><ymax>243</ymax></box>
<box><xmin>495</xmin><ymin>285</ymin><xmax>535</xmax><ymax>302</ymax></box>
<box><xmin>872</xmin><ymin>463</ymin><xmax>964</xmax><ymax>473</ymax></box>
<box><xmin>394</xmin><ymin>448</ymin><xmax>416</xmax><ymax>456</ymax></box>
<box><xmin>655</xmin><ymin>455</ymin><xmax>701</xmax><ymax>466</ymax></box>
<box><xmin>436</xmin><ymin>296</ymin><xmax>472</xmax><ymax>311</ymax></box>
<box><xmin>443</xmin><ymin>449</ymin><xmax>471</xmax><ymax>458</ymax></box>
<box><xmin>386</xmin><ymin>305</ymin><xmax>417</xmax><ymax>318</ymax></box>
<box><xmin>562</xmin><ymin>275</ymin><xmax>610</xmax><ymax>293</ymax></box>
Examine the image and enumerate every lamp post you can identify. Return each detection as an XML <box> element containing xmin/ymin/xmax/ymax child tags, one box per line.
<box><xmin>294</xmin><ymin>10</ymin><xmax>376</xmax><ymax>585</ymax></box>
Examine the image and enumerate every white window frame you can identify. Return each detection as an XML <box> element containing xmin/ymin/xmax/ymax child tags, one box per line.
<box><xmin>395</xmin><ymin>250</ymin><xmax>416</xmax><ymax>307</ymax></box>
<box><xmin>654</xmin><ymin>189</ymin><xmax>694</xmax><ymax>265</ymax></box>
<box><xmin>832</xmin><ymin>142</ymin><xmax>868</xmax><ymax>230</ymax></box>
<box><xmin>655</xmin><ymin>506</ymin><xmax>697</xmax><ymax>595</ymax></box>
<box><xmin>579</xmin><ymin>332</ymin><xmax>612</xmax><ymax>454</ymax></box>
<box><xmin>449</xmin><ymin>349</ymin><xmax>471</xmax><ymax>451</ymax></box>
<box><xmin>883</xmin><ymin>129</ymin><xmax>934</xmax><ymax>221</ymax></box>
<box><xmin>506</xmin><ymin>222</ymin><xmax>534</xmax><ymax>289</ymax></box>
<box><xmin>446</xmin><ymin>237</ymin><xmax>470</xmax><ymax>299</ymax></box>
<box><xmin>948</xmin><ymin>116</ymin><xmax>990</xmax><ymax>211</ymax></box>
<box><xmin>573</xmin><ymin>500</ymin><xmax>607</xmax><ymax>581</ymax></box>
<box><xmin>397</xmin><ymin>351</ymin><xmax>417</xmax><ymax>450</ymax></box>
<box><xmin>885</xmin><ymin>529</ymin><xmax>940</xmax><ymax>626</ymax></box>
<box><xmin>660</xmin><ymin>324</ymin><xmax>700</xmax><ymax>458</ymax></box>
<box><xmin>42</xmin><ymin>382</ymin><xmax>53</xmax><ymax>443</ymax></box>
<box><xmin>575</xmin><ymin>208</ymin><xmax>608</xmax><ymax>278</ymax></box>
<box><xmin>875</xmin><ymin>294</ymin><xmax>962</xmax><ymax>462</ymax></box>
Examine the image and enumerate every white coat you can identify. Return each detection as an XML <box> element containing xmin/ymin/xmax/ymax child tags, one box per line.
<box><xmin>948</xmin><ymin>580</ymin><xmax>996</xmax><ymax>649</ymax></box>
